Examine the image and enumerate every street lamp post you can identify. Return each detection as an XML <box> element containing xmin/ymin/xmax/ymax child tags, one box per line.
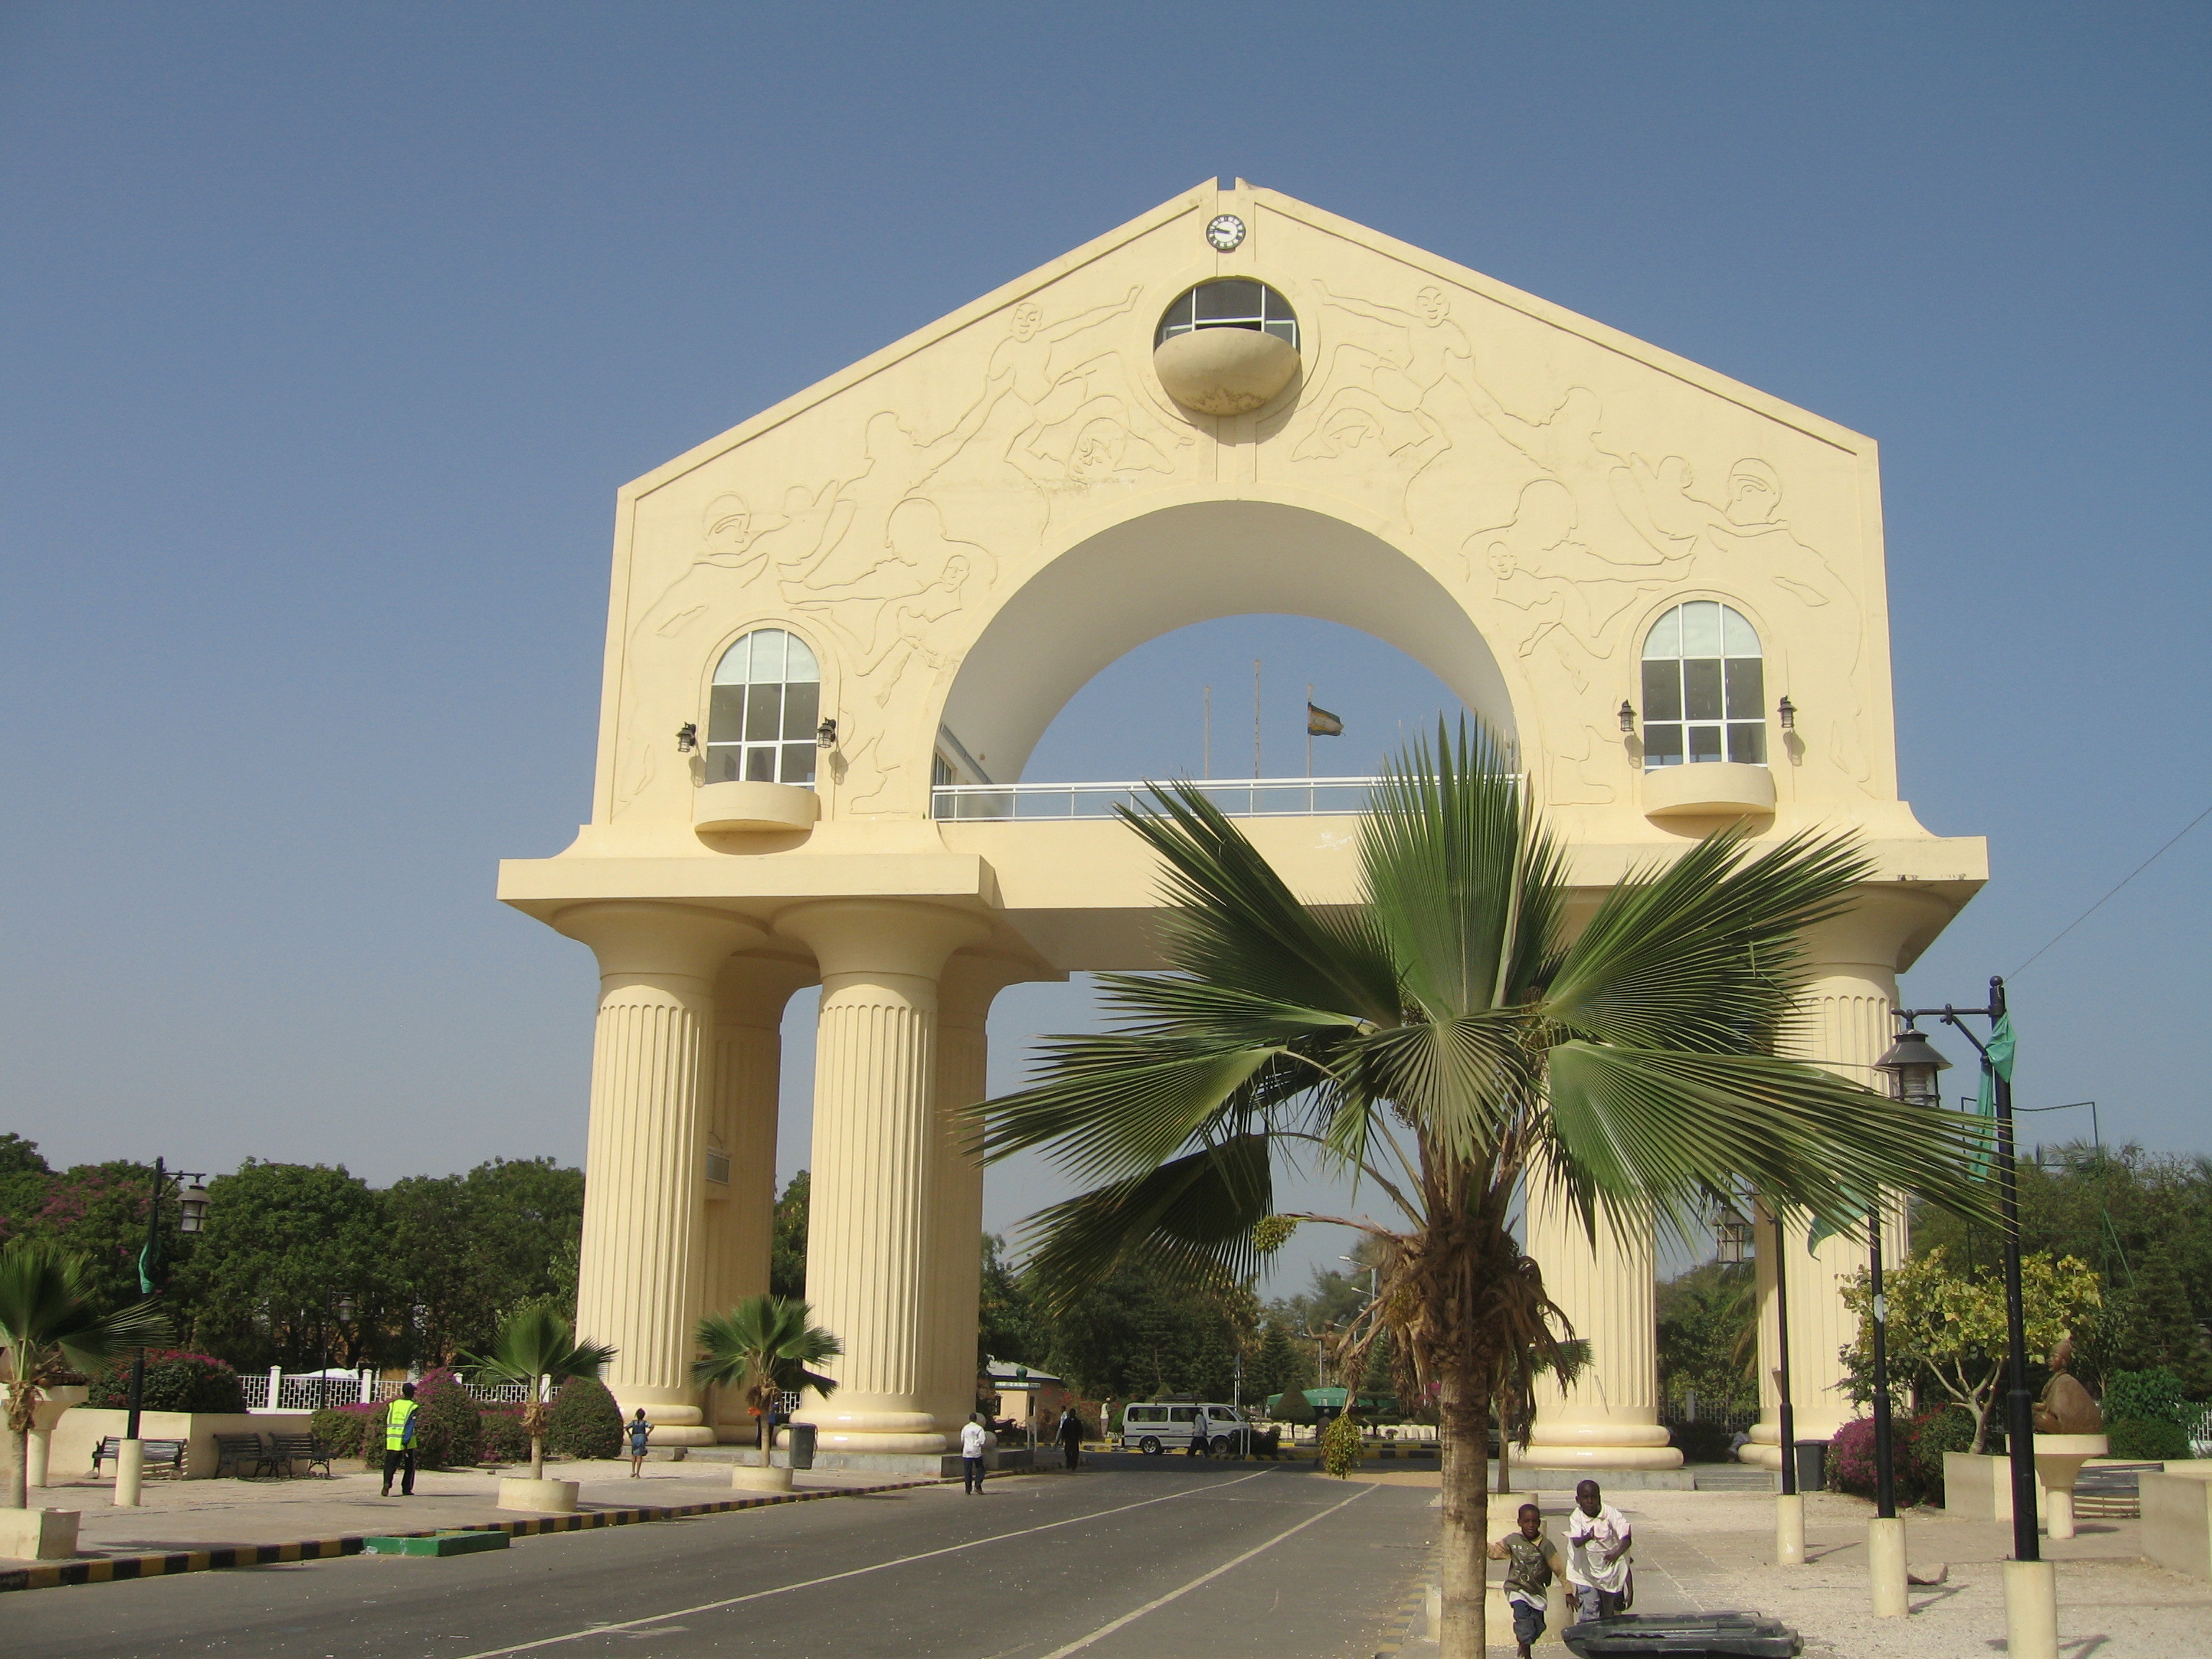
<box><xmin>1880</xmin><ymin>976</ymin><xmax>2056</xmax><ymax>1659</ymax></box>
<box><xmin>1769</xmin><ymin>1202</ymin><xmax>1804</xmax><ymax>1565</ymax></box>
<box><xmin>117</xmin><ymin>1159</ymin><xmax>206</xmax><ymax>1509</ymax></box>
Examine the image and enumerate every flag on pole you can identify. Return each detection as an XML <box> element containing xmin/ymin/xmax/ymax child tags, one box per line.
<box><xmin>1306</xmin><ymin>703</ymin><xmax>1343</xmax><ymax>737</ymax></box>
<box><xmin>1971</xmin><ymin>1012</ymin><xmax>2015</xmax><ymax>1179</ymax></box>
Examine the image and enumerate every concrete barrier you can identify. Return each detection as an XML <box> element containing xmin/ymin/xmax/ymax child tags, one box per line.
<box><xmin>2141</xmin><ymin>1468</ymin><xmax>2212</xmax><ymax>1582</ymax></box>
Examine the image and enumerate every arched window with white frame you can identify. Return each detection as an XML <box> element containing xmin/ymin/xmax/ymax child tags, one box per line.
<box><xmin>1640</xmin><ymin>601</ymin><xmax>1765</xmax><ymax>768</ymax></box>
<box><xmin>706</xmin><ymin>629</ymin><xmax>821</xmax><ymax>786</ymax></box>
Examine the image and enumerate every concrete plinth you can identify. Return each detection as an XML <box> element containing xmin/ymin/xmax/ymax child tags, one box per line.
<box><xmin>2141</xmin><ymin>1467</ymin><xmax>2212</xmax><ymax>1581</ymax></box>
<box><xmin>0</xmin><ymin>1506</ymin><xmax>79</xmax><ymax>1559</ymax></box>
<box><xmin>1868</xmin><ymin>1515</ymin><xmax>1907</xmax><ymax>1615</ymax></box>
<box><xmin>730</xmin><ymin>1463</ymin><xmax>793</xmax><ymax>1492</ymax></box>
<box><xmin>496</xmin><ymin>1477</ymin><xmax>580</xmax><ymax>1514</ymax></box>
<box><xmin>2003</xmin><ymin>1558</ymin><xmax>2059</xmax><ymax>1659</ymax></box>
<box><xmin>1775</xmin><ymin>1493</ymin><xmax>1804</xmax><ymax>1565</ymax></box>
<box><xmin>2033</xmin><ymin>1434</ymin><xmax>2107</xmax><ymax>1540</ymax></box>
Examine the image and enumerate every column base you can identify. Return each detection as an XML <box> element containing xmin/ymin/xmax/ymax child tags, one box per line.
<box><xmin>611</xmin><ymin>1396</ymin><xmax>718</xmax><ymax>1447</ymax></box>
<box><xmin>793</xmin><ymin>1405</ymin><xmax>950</xmax><ymax>1457</ymax></box>
<box><xmin>1523</xmin><ymin>1420</ymin><xmax>1681</xmax><ymax>1471</ymax></box>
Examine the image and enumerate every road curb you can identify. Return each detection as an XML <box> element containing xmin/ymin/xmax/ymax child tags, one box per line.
<box><xmin>1371</xmin><ymin>1550</ymin><xmax>1437</xmax><ymax>1655</ymax></box>
<box><xmin>0</xmin><ymin>1478</ymin><xmax>933</xmax><ymax>1595</ymax></box>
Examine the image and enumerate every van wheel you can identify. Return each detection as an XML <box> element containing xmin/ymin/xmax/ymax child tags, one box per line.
<box><xmin>1138</xmin><ymin>1436</ymin><xmax>1161</xmax><ymax>1456</ymax></box>
<box><xmin>1210</xmin><ymin>1436</ymin><xmax>1233</xmax><ymax>1457</ymax></box>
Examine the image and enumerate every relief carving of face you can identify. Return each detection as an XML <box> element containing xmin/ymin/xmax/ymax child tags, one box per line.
<box><xmin>1071</xmin><ymin>418</ymin><xmax>1126</xmax><ymax>481</ymax></box>
<box><xmin>1416</xmin><ymin>287</ymin><xmax>1449</xmax><ymax>324</ymax></box>
<box><xmin>1725</xmin><ymin>459</ymin><xmax>1783</xmax><ymax>526</ymax></box>
<box><xmin>703</xmin><ymin>494</ymin><xmax>752</xmax><ymax>553</ymax></box>
<box><xmin>1010</xmin><ymin>302</ymin><xmax>1044</xmax><ymax>341</ymax></box>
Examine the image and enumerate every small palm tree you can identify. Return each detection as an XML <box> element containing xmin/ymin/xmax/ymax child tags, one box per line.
<box><xmin>973</xmin><ymin>723</ymin><xmax>1993</xmax><ymax>1658</ymax></box>
<box><xmin>459</xmin><ymin>1307</ymin><xmax>616</xmax><ymax>1480</ymax></box>
<box><xmin>693</xmin><ymin>1295</ymin><xmax>841</xmax><ymax>1456</ymax></box>
<box><xmin>0</xmin><ymin>1243</ymin><xmax>171</xmax><ymax>1508</ymax></box>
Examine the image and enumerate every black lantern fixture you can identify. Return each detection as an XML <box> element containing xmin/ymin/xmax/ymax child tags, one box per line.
<box><xmin>675</xmin><ymin>721</ymin><xmax>698</xmax><ymax>754</ymax></box>
<box><xmin>1617</xmin><ymin>700</ymin><xmax>1636</xmax><ymax>734</ymax></box>
<box><xmin>816</xmin><ymin>716</ymin><xmax>839</xmax><ymax>750</ymax></box>
<box><xmin>178</xmin><ymin>1180</ymin><xmax>210</xmax><ymax>1235</ymax></box>
<box><xmin>1714</xmin><ymin>1208</ymin><xmax>1755</xmax><ymax>1266</ymax></box>
<box><xmin>1873</xmin><ymin>1028</ymin><xmax>1951</xmax><ymax>1107</ymax></box>
<box><xmin>1777</xmin><ymin>696</ymin><xmax>1797</xmax><ymax>732</ymax></box>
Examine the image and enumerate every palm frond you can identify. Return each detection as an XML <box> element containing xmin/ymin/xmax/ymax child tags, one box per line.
<box><xmin>458</xmin><ymin>1305</ymin><xmax>616</xmax><ymax>1389</ymax></box>
<box><xmin>693</xmin><ymin>1295</ymin><xmax>842</xmax><ymax>1397</ymax></box>
<box><xmin>1541</xmin><ymin>830</ymin><xmax>1870</xmax><ymax>1053</ymax></box>
<box><xmin>1541</xmin><ymin>1043</ymin><xmax>2000</xmax><ymax>1245</ymax></box>
<box><xmin>1019</xmin><ymin>1135</ymin><xmax>1273</xmax><ymax>1315</ymax></box>
<box><xmin>0</xmin><ymin>1243</ymin><xmax>173</xmax><ymax>1375</ymax></box>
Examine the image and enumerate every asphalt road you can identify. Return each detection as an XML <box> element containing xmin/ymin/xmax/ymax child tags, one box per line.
<box><xmin>6</xmin><ymin>1460</ymin><xmax>1437</xmax><ymax>1659</ymax></box>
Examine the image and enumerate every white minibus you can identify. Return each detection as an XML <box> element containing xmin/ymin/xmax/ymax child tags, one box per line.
<box><xmin>1118</xmin><ymin>1401</ymin><xmax>1251</xmax><ymax>1455</ymax></box>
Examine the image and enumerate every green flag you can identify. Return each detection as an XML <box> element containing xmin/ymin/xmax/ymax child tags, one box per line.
<box><xmin>1306</xmin><ymin>703</ymin><xmax>1343</xmax><ymax>737</ymax></box>
<box><xmin>1970</xmin><ymin>1012</ymin><xmax>2015</xmax><ymax>1179</ymax></box>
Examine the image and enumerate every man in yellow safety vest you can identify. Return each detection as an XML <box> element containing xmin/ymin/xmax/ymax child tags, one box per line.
<box><xmin>382</xmin><ymin>1381</ymin><xmax>420</xmax><ymax>1497</ymax></box>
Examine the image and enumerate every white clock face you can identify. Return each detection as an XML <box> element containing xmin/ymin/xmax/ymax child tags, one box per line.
<box><xmin>1206</xmin><ymin>214</ymin><xmax>1246</xmax><ymax>252</ymax></box>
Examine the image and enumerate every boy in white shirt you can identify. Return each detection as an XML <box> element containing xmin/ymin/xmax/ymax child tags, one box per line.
<box><xmin>1564</xmin><ymin>1479</ymin><xmax>1632</xmax><ymax>1620</ymax></box>
<box><xmin>959</xmin><ymin>1416</ymin><xmax>989</xmax><ymax>1493</ymax></box>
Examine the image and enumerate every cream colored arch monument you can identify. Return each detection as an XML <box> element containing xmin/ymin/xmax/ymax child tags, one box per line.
<box><xmin>500</xmin><ymin>181</ymin><xmax>1985</xmax><ymax>1469</ymax></box>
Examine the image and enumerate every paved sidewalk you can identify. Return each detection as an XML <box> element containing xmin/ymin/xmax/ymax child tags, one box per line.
<box><xmin>4</xmin><ymin>1457</ymin><xmax>932</xmax><ymax>1582</ymax></box>
<box><xmin>1404</xmin><ymin>1485</ymin><xmax>2211</xmax><ymax>1655</ymax></box>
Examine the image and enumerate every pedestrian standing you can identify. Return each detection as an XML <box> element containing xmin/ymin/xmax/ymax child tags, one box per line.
<box><xmin>1564</xmin><ymin>1480</ymin><xmax>1633</xmax><ymax>1620</ymax></box>
<box><xmin>381</xmin><ymin>1382</ymin><xmax>419</xmax><ymax>1498</ymax></box>
<box><xmin>626</xmin><ymin>1408</ymin><xmax>651</xmax><ymax>1478</ymax></box>
<box><xmin>960</xmin><ymin>1416</ymin><xmax>989</xmax><ymax>1493</ymax></box>
<box><xmin>1056</xmin><ymin>1406</ymin><xmax>1084</xmax><ymax>1471</ymax></box>
<box><xmin>1488</xmin><ymin>1503</ymin><xmax>1567</xmax><ymax>1658</ymax></box>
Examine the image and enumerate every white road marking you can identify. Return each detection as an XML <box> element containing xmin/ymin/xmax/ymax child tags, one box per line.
<box><xmin>444</xmin><ymin>1470</ymin><xmax>1274</xmax><ymax>1658</ymax></box>
<box><xmin>1030</xmin><ymin>1483</ymin><xmax>1377</xmax><ymax>1658</ymax></box>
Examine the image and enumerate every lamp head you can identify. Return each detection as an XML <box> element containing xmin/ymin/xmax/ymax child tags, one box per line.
<box><xmin>1874</xmin><ymin>1026</ymin><xmax>1951</xmax><ymax>1107</ymax></box>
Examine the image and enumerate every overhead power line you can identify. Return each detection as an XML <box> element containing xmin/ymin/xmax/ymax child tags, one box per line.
<box><xmin>2010</xmin><ymin>800</ymin><xmax>2212</xmax><ymax>978</ymax></box>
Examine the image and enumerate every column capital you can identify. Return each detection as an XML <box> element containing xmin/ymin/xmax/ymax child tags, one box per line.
<box><xmin>552</xmin><ymin>902</ymin><xmax>766</xmax><ymax>984</ymax></box>
<box><xmin>938</xmin><ymin>952</ymin><xmax>1050</xmax><ymax>1031</ymax></box>
<box><xmin>714</xmin><ymin>953</ymin><xmax>817</xmax><ymax>1029</ymax></box>
<box><xmin>775</xmin><ymin>900</ymin><xmax>990</xmax><ymax>984</ymax></box>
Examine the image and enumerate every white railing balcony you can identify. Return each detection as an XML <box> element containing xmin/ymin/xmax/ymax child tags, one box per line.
<box><xmin>932</xmin><ymin>775</ymin><xmax>1385</xmax><ymax>822</ymax></box>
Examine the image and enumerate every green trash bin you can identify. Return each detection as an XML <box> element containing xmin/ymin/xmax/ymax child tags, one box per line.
<box><xmin>788</xmin><ymin>1422</ymin><xmax>817</xmax><ymax>1470</ymax></box>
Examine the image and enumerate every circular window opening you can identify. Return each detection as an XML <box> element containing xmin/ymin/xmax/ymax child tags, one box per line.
<box><xmin>1155</xmin><ymin>280</ymin><xmax>1299</xmax><ymax>352</ymax></box>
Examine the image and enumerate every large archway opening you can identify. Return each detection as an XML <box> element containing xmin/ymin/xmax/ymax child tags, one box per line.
<box><xmin>937</xmin><ymin>501</ymin><xmax>1514</xmax><ymax>788</ymax></box>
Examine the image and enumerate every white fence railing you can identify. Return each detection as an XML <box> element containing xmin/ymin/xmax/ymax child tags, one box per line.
<box><xmin>242</xmin><ymin>1370</ymin><xmax>538</xmax><ymax>1413</ymax></box>
<box><xmin>932</xmin><ymin>776</ymin><xmax>1386</xmax><ymax>822</ymax></box>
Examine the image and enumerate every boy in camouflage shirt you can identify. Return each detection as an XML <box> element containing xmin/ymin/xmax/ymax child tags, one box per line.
<box><xmin>1487</xmin><ymin>1502</ymin><xmax>1568</xmax><ymax>1656</ymax></box>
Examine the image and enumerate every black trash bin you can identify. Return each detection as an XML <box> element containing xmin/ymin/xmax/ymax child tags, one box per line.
<box><xmin>1562</xmin><ymin>1611</ymin><xmax>1802</xmax><ymax>1656</ymax></box>
<box><xmin>1791</xmin><ymin>1439</ymin><xmax>1826</xmax><ymax>1493</ymax></box>
<box><xmin>788</xmin><ymin>1422</ymin><xmax>817</xmax><ymax>1470</ymax></box>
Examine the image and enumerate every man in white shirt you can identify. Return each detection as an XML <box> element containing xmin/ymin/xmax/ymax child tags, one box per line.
<box><xmin>959</xmin><ymin>1416</ymin><xmax>989</xmax><ymax>1494</ymax></box>
<box><xmin>1563</xmin><ymin>1480</ymin><xmax>1632</xmax><ymax>1620</ymax></box>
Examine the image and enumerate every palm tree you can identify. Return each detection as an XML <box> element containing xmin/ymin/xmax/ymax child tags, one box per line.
<box><xmin>971</xmin><ymin>724</ymin><xmax>1992</xmax><ymax>1659</ymax></box>
<box><xmin>459</xmin><ymin>1307</ymin><xmax>616</xmax><ymax>1480</ymax></box>
<box><xmin>692</xmin><ymin>1295</ymin><xmax>842</xmax><ymax>1457</ymax></box>
<box><xmin>0</xmin><ymin>1243</ymin><xmax>171</xmax><ymax>1508</ymax></box>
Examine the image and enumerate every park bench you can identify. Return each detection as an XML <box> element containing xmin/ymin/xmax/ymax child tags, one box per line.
<box><xmin>212</xmin><ymin>1431</ymin><xmax>274</xmax><ymax>1478</ymax></box>
<box><xmin>266</xmin><ymin>1432</ymin><xmax>334</xmax><ymax>1478</ymax></box>
<box><xmin>91</xmin><ymin>1437</ymin><xmax>187</xmax><ymax>1478</ymax></box>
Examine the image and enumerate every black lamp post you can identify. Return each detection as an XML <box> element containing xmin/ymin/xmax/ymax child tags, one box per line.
<box><xmin>1885</xmin><ymin>978</ymin><xmax>2036</xmax><ymax>1567</ymax></box>
<box><xmin>124</xmin><ymin>1159</ymin><xmax>206</xmax><ymax>1443</ymax></box>
<box><xmin>1871</xmin><ymin>1027</ymin><xmax>1950</xmax><ymax>1522</ymax></box>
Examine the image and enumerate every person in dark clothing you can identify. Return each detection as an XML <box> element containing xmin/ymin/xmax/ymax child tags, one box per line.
<box><xmin>1056</xmin><ymin>1407</ymin><xmax>1084</xmax><ymax>1470</ymax></box>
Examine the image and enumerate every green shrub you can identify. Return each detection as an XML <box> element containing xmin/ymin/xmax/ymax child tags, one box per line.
<box><xmin>2108</xmin><ymin>1416</ymin><xmax>2190</xmax><ymax>1461</ymax></box>
<box><xmin>480</xmin><ymin>1409</ymin><xmax>532</xmax><ymax>1465</ymax></box>
<box><xmin>2105</xmin><ymin>1368</ymin><xmax>2189</xmax><ymax>1427</ymax></box>
<box><xmin>310</xmin><ymin>1404</ymin><xmax>381</xmax><ymax>1460</ymax></box>
<box><xmin>1906</xmin><ymin>1408</ymin><xmax>1976</xmax><ymax>1506</ymax></box>
<box><xmin>82</xmin><ymin>1350</ymin><xmax>246</xmax><ymax>1414</ymax></box>
<box><xmin>1320</xmin><ymin>1412</ymin><xmax>1362</xmax><ymax>1478</ymax></box>
<box><xmin>412</xmin><ymin>1370</ymin><xmax>485</xmax><ymax>1469</ymax></box>
<box><xmin>545</xmin><ymin>1375</ymin><xmax>623</xmax><ymax>1461</ymax></box>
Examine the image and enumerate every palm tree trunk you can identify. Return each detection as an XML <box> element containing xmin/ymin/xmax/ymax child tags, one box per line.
<box><xmin>530</xmin><ymin>1434</ymin><xmax>544</xmax><ymax>1481</ymax></box>
<box><xmin>1436</xmin><ymin>1375</ymin><xmax>1490</xmax><ymax>1659</ymax></box>
<box><xmin>9</xmin><ymin>1426</ymin><xmax>28</xmax><ymax>1509</ymax></box>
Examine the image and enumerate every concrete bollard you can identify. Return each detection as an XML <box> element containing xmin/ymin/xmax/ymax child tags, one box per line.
<box><xmin>1775</xmin><ymin>1493</ymin><xmax>1804</xmax><ymax>1565</ymax></box>
<box><xmin>2003</xmin><ymin>1558</ymin><xmax>2059</xmax><ymax>1659</ymax></box>
<box><xmin>1868</xmin><ymin>1516</ymin><xmax>1907</xmax><ymax>1616</ymax></box>
<box><xmin>27</xmin><ymin>1430</ymin><xmax>50</xmax><ymax>1491</ymax></box>
<box><xmin>113</xmin><ymin>1438</ymin><xmax>144</xmax><ymax>1508</ymax></box>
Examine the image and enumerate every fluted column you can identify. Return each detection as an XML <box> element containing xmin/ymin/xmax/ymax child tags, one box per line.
<box><xmin>922</xmin><ymin>956</ymin><xmax>1032</xmax><ymax>1429</ymax></box>
<box><xmin>779</xmin><ymin>900</ymin><xmax>990</xmax><ymax>1455</ymax></box>
<box><xmin>700</xmin><ymin>953</ymin><xmax>814</xmax><ymax>1441</ymax></box>
<box><xmin>557</xmin><ymin>902</ymin><xmax>764</xmax><ymax>1443</ymax></box>
<box><xmin>1743</xmin><ymin>902</ymin><xmax>1912</xmax><ymax>1467</ymax></box>
<box><xmin>1523</xmin><ymin>1183</ymin><xmax>1681</xmax><ymax>1470</ymax></box>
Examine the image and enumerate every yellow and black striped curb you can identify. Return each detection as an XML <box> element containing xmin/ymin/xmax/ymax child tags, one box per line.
<box><xmin>0</xmin><ymin>1478</ymin><xmax>932</xmax><ymax>1595</ymax></box>
<box><xmin>1370</xmin><ymin>1550</ymin><xmax>1438</xmax><ymax>1656</ymax></box>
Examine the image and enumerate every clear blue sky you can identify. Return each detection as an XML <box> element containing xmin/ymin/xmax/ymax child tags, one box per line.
<box><xmin>3</xmin><ymin>4</ymin><xmax>2205</xmax><ymax>1294</ymax></box>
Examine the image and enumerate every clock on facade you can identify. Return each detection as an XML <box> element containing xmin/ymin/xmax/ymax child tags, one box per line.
<box><xmin>1205</xmin><ymin>214</ymin><xmax>1246</xmax><ymax>251</ymax></box>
